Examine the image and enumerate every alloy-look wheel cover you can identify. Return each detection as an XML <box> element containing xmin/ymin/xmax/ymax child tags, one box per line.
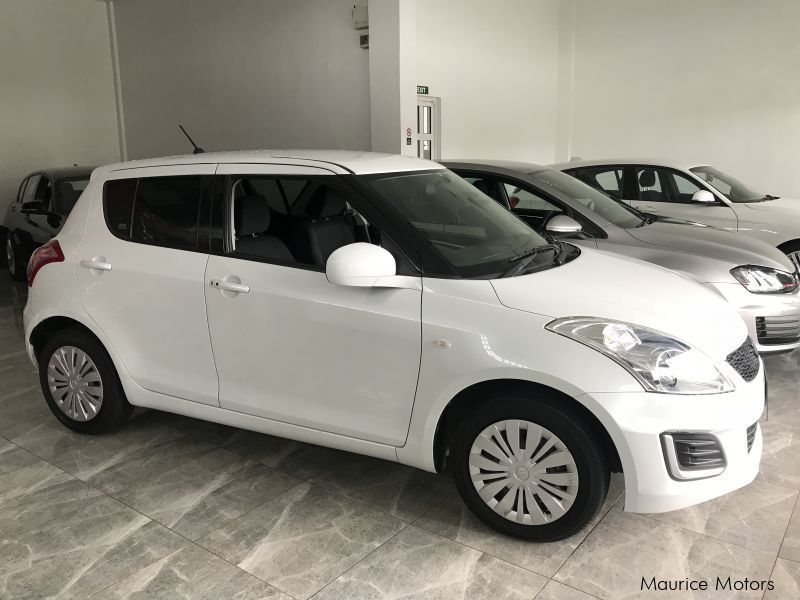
<box><xmin>47</xmin><ymin>346</ymin><xmax>104</xmax><ymax>422</ymax></box>
<box><xmin>469</xmin><ymin>419</ymin><xmax>579</xmax><ymax>525</ymax></box>
<box><xmin>6</xmin><ymin>238</ymin><xmax>15</xmax><ymax>275</ymax></box>
<box><xmin>788</xmin><ymin>251</ymin><xmax>800</xmax><ymax>275</ymax></box>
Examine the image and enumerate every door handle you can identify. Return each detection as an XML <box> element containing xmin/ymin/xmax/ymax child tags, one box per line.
<box><xmin>209</xmin><ymin>279</ymin><xmax>250</xmax><ymax>294</ymax></box>
<box><xmin>80</xmin><ymin>259</ymin><xmax>112</xmax><ymax>271</ymax></box>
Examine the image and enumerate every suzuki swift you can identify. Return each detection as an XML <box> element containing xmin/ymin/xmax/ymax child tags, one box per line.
<box><xmin>23</xmin><ymin>150</ymin><xmax>764</xmax><ymax>542</ymax></box>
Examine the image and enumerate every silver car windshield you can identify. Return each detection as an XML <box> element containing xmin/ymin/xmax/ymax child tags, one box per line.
<box><xmin>689</xmin><ymin>166</ymin><xmax>772</xmax><ymax>203</ymax></box>
<box><xmin>527</xmin><ymin>168</ymin><xmax>644</xmax><ymax>229</ymax></box>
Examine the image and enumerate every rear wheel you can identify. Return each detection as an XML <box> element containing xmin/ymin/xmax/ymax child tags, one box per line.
<box><xmin>451</xmin><ymin>392</ymin><xmax>610</xmax><ymax>541</ymax></box>
<box><xmin>38</xmin><ymin>328</ymin><xmax>132</xmax><ymax>434</ymax></box>
<box><xmin>6</xmin><ymin>236</ymin><xmax>26</xmax><ymax>281</ymax></box>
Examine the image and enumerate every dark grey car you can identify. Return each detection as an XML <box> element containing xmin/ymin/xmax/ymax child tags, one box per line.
<box><xmin>2</xmin><ymin>167</ymin><xmax>93</xmax><ymax>280</ymax></box>
<box><xmin>444</xmin><ymin>160</ymin><xmax>800</xmax><ymax>354</ymax></box>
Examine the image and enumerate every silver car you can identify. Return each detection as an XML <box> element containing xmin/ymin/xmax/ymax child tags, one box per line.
<box><xmin>444</xmin><ymin>160</ymin><xmax>800</xmax><ymax>354</ymax></box>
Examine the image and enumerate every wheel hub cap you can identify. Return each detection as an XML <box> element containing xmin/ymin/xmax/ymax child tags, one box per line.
<box><xmin>469</xmin><ymin>419</ymin><xmax>579</xmax><ymax>526</ymax></box>
<box><xmin>47</xmin><ymin>346</ymin><xmax>103</xmax><ymax>422</ymax></box>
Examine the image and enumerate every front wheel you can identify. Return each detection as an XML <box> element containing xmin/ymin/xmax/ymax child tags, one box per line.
<box><xmin>6</xmin><ymin>236</ymin><xmax>26</xmax><ymax>281</ymax></box>
<box><xmin>38</xmin><ymin>328</ymin><xmax>132</xmax><ymax>434</ymax></box>
<box><xmin>451</xmin><ymin>393</ymin><xmax>610</xmax><ymax>541</ymax></box>
<box><xmin>780</xmin><ymin>241</ymin><xmax>800</xmax><ymax>273</ymax></box>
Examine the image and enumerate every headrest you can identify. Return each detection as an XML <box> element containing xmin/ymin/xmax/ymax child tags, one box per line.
<box><xmin>307</xmin><ymin>187</ymin><xmax>347</xmax><ymax>219</ymax></box>
<box><xmin>639</xmin><ymin>169</ymin><xmax>656</xmax><ymax>188</ymax></box>
<box><xmin>237</xmin><ymin>194</ymin><xmax>270</xmax><ymax>236</ymax></box>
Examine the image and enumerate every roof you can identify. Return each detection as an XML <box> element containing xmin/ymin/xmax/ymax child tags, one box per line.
<box><xmin>548</xmin><ymin>157</ymin><xmax>702</xmax><ymax>171</ymax></box>
<box><xmin>93</xmin><ymin>150</ymin><xmax>441</xmax><ymax>178</ymax></box>
<box><xmin>442</xmin><ymin>159</ymin><xmax>549</xmax><ymax>173</ymax></box>
<box><xmin>28</xmin><ymin>166</ymin><xmax>95</xmax><ymax>180</ymax></box>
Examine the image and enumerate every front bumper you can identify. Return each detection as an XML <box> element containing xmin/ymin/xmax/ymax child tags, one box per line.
<box><xmin>584</xmin><ymin>365</ymin><xmax>764</xmax><ymax>514</ymax></box>
<box><xmin>705</xmin><ymin>282</ymin><xmax>800</xmax><ymax>354</ymax></box>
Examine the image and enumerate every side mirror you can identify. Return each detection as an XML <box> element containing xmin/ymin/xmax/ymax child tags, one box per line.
<box><xmin>21</xmin><ymin>200</ymin><xmax>47</xmax><ymax>214</ymax></box>
<box><xmin>326</xmin><ymin>242</ymin><xmax>397</xmax><ymax>287</ymax></box>
<box><xmin>691</xmin><ymin>190</ymin><xmax>716</xmax><ymax>204</ymax></box>
<box><xmin>546</xmin><ymin>214</ymin><xmax>583</xmax><ymax>234</ymax></box>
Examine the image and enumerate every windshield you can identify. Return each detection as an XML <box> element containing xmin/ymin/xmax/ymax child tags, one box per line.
<box><xmin>689</xmin><ymin>166</ymin><xmax>770</xmax><ymax>203</ymax></box>
<box><xmin>363</xmin><ymin>169</ymin><xmax>550</xmax><ymax>277</ymax></box>
<box><xmin>527</xmin><ymin>168</ymin><xmax>644</xmax><ymax>229</ymax></box>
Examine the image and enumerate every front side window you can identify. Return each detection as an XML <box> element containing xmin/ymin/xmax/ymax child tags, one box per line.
<box><xmin>689</xmin><ymin>166</ymin><xmax>767</xmax><ymax>203</ymax></box>
<box><xmin>103</xmin><ymin>176</ymin><xmax>203</xmax><ymax>251</ymax></box>
<box><xmin>528</xmin><ymin>168</ymin><xmax>643</xmax><ymax>229</ymax></box>
<box><xmin>20</xmin><ymin>174</ymin><xmax>41</xmax><ymax>208</ymax></box>
<box><xmin>574</xmin><ymin>167</ymin><xmax>624</xmax><ymax>199</ymax></box>
<box><xmin>363</xmin><ymin>170</ymin><xmax>550</xmax><ymax>278</ymax></box>
<box><xmin>635</xmin><ymin>167</ymin><xmax>667</xmax><ymax>202</ymax></box>
<box><xmin>34</xmin><ymin>176</ymin><xmax>53</xmax><ymax>208</ymax></box>
<box><xmin>665</xmin><ymin>170</ymin><xmax>703</xmax><ymax>203</ymax></box>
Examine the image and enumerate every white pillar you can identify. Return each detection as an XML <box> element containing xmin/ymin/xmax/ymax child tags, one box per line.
<box><xmin>369</xmin><ymin>0</ymin><xmax>417</xmax><ymax>156</ymax></box>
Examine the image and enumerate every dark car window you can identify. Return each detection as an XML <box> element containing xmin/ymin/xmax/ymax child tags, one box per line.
<box><xmin>34</xmin><ymin>176</ymin><xmax>53</xmax><ymax>209</ymax></box>
<box><xmin>16</xmin><ymin>177</ymin><xmax>30</xmax><ymax>205</ymax></box>
<box><xmin>573</xmin><ymin>167</ymin><xmax>624</xmax><ymax>199</ymax></box>
<box><xmin>634</xmin><ymin>167</ymin><xmax>668</xmax><ymax>202</ymax></box>
<box><xmin>54</xmin><ymin>177</ymin><xmax>89</xmax><ymax>215</ymax></box>
<box><xmin>20</xmin><ymin>174</ymin><xmax>41</xmax><ymax>208</ymax></box>
<box><xmin>132</xmin><ymin>177</ymin><xmax>203</xmax><ymax>250</ymax></box>
<box><xmin>665</xmin><ymin>170</ymin><xmax>704</xmax><ymax>203</ymax></box>
<box><xmin>103</xmin><ymin>176</ymin><xmax>203</xmax><ymax>251</ymax></box>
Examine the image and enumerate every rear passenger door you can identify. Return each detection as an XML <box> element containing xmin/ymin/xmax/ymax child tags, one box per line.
<box><xmin>76</xmin><ymin>164</ymin><xmax>220</xmax><ymax>406</ymax></box>
<box><xmin>204</xmin><ymin>163</ymin><xmax>422</xmax><ymax>446</ymax></box>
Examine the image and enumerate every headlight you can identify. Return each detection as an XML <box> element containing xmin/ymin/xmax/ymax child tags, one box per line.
<box><xmin>731</xmin><ymin>265</ymin><xmax>797</xmax><ymax>293</ymax></box>
<box><xmin>546</xmin><ymin>317</ymin><xmax>734</xmax><ymax>394</ymax></box>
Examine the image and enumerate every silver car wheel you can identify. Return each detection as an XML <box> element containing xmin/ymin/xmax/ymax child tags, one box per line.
<box><xmin>469</xmin><ymin>419</ymin><xmax>579</xmax><ymax>525</ymax></box>
<box><xmin>6</xmin><ymin>238</ymin><xmax>15</xmax><ymax>275</ymax></box>
<box><xmin>787</xmin><ymin>251</ymin><xmax>800</xmax><ymax>275</ymax></box>
<box><xmin>47</xmin><ymin>346</ymin><xmax>104</xmax><ymax>422</ymax></box>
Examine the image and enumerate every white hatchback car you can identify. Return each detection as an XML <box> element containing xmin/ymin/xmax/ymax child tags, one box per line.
<box><xmin>24</xmin><ymin>151</ymin><xmax>764</xmax><ymax>542</ymax></box>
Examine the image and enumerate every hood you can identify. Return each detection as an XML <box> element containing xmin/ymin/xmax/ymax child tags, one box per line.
<box><xmin>739</xmin><ymin>197</ymin><xmax>800</xmax><ymax>213</ymax></box>
<box><xmin>624</xmin><ymin>219</ymin><xmax>793</xmax><ymax>271</ymax></box>
<box><xmin>491</xmin><ymin>248</ymin><xmax>746</xmax><ymax>360</ymax></box>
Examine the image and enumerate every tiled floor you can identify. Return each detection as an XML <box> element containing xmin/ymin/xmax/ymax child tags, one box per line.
<box><xmin>1</xmin><ymin>270</ymin><xmax>799</xmax><ymax>600</ymax></box>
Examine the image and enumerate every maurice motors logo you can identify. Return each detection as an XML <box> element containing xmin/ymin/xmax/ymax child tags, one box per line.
<box><xmin>641</xmin><ymin>577</ymin><xmax>774</xmax><ymax>593</ymax></box>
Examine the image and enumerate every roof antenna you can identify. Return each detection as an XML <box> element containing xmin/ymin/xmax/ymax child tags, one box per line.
<box><xmin>178</xmin><ymin>124</ymin><xmax>205</xmax><ymax>154</ymax></box>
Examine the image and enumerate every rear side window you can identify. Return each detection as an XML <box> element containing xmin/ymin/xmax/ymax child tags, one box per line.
<box><xmin>103</xmin><ymin>176</ymin><xmax>203</xmax><ymax>251</ymax></box>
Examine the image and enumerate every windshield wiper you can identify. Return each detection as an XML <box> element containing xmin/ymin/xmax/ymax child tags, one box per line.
<box><xmin>502</xmin><ymin>244</ymin><xmax>559</xmax><ymax>278</ymax></box>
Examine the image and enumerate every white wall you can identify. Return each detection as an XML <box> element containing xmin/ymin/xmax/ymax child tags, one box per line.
<box><xmin>0</xmin><ymin>0</ymin><xmax>120</xmax><ymax>211</ymax></box>
<box><xmin>111</xmin><ymin>0</ymin><xmax>371</xmax><ymax>159</ymax></box>
<box><xmin>415</xmin><ymin>0</ymin><xmax>560</xmax><ymax>163</ymax></box>
<box><xmin>558</xmin><ymin>0</ymin><xmax>800</xmax><ymax>197</ymax></box>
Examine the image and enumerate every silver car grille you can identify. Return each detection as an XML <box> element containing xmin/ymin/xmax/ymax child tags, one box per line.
<box><xmin>755</xmin><ymin>315</ymin><xmax>800</xmax><ymax>346</ymax></box>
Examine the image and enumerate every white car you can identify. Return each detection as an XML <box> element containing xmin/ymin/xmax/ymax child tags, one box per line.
<box><xmin>552</xmin><ymin>158</ymin><xmax>800</xmax><ymax>271</ymax></box>
<box><xmin>23</xmin><ymin>150</ymin><xmax>764</xmax><ymax>542</ymax></box>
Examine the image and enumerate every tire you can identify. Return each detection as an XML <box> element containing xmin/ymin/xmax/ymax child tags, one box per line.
<box><xmin>38</xmin><ymin>328</ymin><xmax>132</xmax><ymax>434</ymax></box>
<box><xmin>6</xmin><ymin>235</ymin><xmax>26</xmax><ymax>281</ymax></box>
<box><xmin>451</xmin><ymin>392</ymin><xmax>610</xmax><ymax>542</ymax></box>
<box><xmin>0</xmin><ymin>229</ymin><xmax>7</xmax><ymax>268</ymax></box>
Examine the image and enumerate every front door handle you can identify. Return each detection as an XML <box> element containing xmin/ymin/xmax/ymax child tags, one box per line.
<box><xmin>209</xmin><ymin>278</ymin><xmax>250</xmax><ymax>294</ymax></box>
<box><xmin>80</xmin><ymin>259</ymin><xmax>112</xmax><ymax>271</ymax></box>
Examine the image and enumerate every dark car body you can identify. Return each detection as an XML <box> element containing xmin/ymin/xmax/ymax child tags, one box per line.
<box><xmin>2</xmin><ymin>167</ymin><xmax>94</xmax><ymax>279</ymax></box>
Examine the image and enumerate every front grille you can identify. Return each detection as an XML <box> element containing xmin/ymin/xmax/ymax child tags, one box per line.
<box><xmin>747</xmin><ymin>422</ymin><xmax>758</xmax><ymax>453</ymax></box>
<box><xmin>755</xmin><ymin>316</ymin><xmax>800</xmax><ymax>346</ymax></box>
<box><xmin>671</xmin><ymin>434</ymin><xmax>726</xmax><ymax>471</ymax></box>
<box><xmin>726</xmin><ymin>338</ymin><xmax>760</xmax><ymax>382</ymax></box>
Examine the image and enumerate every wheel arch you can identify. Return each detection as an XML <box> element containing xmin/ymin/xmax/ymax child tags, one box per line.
<box><xmin>432</xmin><ymin>378</ymin><xmax>622</xmax><ymax>475</ymax></box>
<box><xmin>30</xmin><ymin>315</ymin><xmax>106</xmax><ymax>362</ymax></box>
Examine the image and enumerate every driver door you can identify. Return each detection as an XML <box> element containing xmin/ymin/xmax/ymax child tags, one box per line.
<box><xmin>204</xmin><ymin>164</ymin><xmax>422</xmax><ymax>446</ymax></box>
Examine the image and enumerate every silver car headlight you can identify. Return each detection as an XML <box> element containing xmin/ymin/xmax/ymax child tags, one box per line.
<box><xmin>731</xmin><ymin>265</ymin><xmax>797</xmax><ymax>293</ymax></box>
<box><xmin>546</xmin><ymin>317</ymin><xmax>734</xmax><ymax>394</ymax></box>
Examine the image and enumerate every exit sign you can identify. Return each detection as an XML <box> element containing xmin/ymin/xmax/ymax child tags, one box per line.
<box><xmin>417</xmin><ymin>85</ymin><xmax>429</xmax><ymax>94</ymax></box>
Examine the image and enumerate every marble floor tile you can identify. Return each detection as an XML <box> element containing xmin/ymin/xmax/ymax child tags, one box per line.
<box><xmin>554</xmin><ymin>507</ymin><xmax>776</xmax><ymax>600</ymax></box>
<box><xmin>311</xmin><ymin>453</ymin><xmax>456</xmax><ymax>522</ymax></box>
<box><xmin>413</xmin><ymin>476</ymin><xmax>621</xmax><ymax>578</ymax></box>
<box><xmin>113</xmin><ymin>448</ymin><xmax>302</xmax><ymax>540</ymax></box>
<box><xmin>0</xmin><ymin>495</ymin><xmax>185</xmax><ymax>600</ymax></box>
<box><xmin>0</xmin><ymin>438</ymin><xmax>38</xmax><ymax>474</ymax></box>
<box><xmin>779</xmin><ymin>498</ymin><xmax>800</xmax><ymax>562</ymax></box>
<box><xmin>90</xmin><ymin>544</ymin><xmax>290</xmax><ymax>600</ymax></box>
<box><xmin>197</xmin><ymin>482</ymin><xmax>405</xmax><ymax>600</ymax></box>
<box><xmin>0</xmin><ymin>412</ymin><xmax>55</xmax><ymax>442</ymax></box>
<box><xmin>315</xmin><ymin>525</ymin><xmax>546</xmax><ymax>600</ymax></box>
<box><xmin>0</xmin><ymin>460</ymin><xmax>102</xmax><ymax>538</ymax></box>
<box><xmin>0</xmin><ymin>385</ymin><xmax>50</xmax><ymax>426</ymax></box>
<box><xmin>644</xmin><ymin>475</ymin><xmax>797</xmax><ymax>553</ymax></box>
<box><xmin>765</xmin><ymin>558</ymin><xmax>800</xmax><ymax>599</ymax></box>
<box><xmin>154</xmin><ymin>411</ymin><xmax>242</xmax><ymax>446</ymax></box>
<box><xmin>535</xmin><ymin>580</ymin><xmax>601</xmax><ymax>600</ymax></box>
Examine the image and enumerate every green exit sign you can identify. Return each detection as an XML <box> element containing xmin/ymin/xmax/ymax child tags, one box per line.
<box><xmin>417</xmin><ymin>85</ymin><xmax>429</xmax><ymax>95</ymax></box>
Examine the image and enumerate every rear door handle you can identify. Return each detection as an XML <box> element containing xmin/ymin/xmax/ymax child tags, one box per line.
<box><xmin>80</xmin><ymin>259</ymin><xmax>112</xmax><ymax>271</ymax></box>
<box><xmin>209</xmin><ymin>279</ymin><xmax>250</xmax><ymax>294</ymax></box>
